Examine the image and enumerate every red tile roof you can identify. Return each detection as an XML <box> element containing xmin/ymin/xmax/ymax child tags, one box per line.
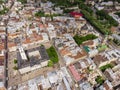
<box><xmin>0</xmin><ymin>44</ymin><xmax>4</xmax><ymax>51</ymax></box>
<box><xmin>70</xmin><ymin>12</ymin><xmax>83</xmax><ymax>17</ymax></box>
<box><xmin>8</xmin><ymin>42</ymin><xmax>16</xmax><ymax>48</ymax></box>
<box><xmin>69</xmin><ymin>65</ymin><xmax>81</xmax><ymax>81</ymax></box>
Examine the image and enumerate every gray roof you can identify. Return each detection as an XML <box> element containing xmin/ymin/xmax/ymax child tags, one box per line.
<box><xmin>17</xmin><ymin>45</ymin><xmax>49</xmax><ymax>69</ymax></box>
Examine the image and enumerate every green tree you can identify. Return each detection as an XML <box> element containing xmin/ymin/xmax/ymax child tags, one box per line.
<box><xmin>35</xmin><ymin>11</ymin><xmax>45</xmax><ymax>17</ymax></box>
<box><xmin>13</xmin><ymin>66</ymin><xmax>18</xmax><ymax>70</ymax></box>
<box><xmin>115</xmin><ymin>12</ymin><xmax>120</xmax><ymax>17</ymax></box>
<box><xmin>81</xmin><ymin>10</ymin><xmax>111</xmax><ymax>35</ymax></box>
<box><xmin>0</xmin><ymin>0</ymin><xmax>4</xmax><ymax>4</ymax></box>
<box><xmin>14</xmin><ymin>59</ymin><xmax>17</xmax><ymax>64</ymax></box>
<box><xmin>17</xmin><ymin>0</ymin><xmax>27</xmax><ymax>4</ymax></box>
<box><xmin>95</xmin><ymin>76</ymin><xmax>104</xmax><ymax>85</ymax></box>
<box><xmin>96</xmin><ymin>10</ymin><xmax>119</xmax><ymax>27</ymax></box>
<box><xmin>0</xmin><ymin>7</ymin><xmax>9</xmax><ymax>15</ymax></box>
<box><xmin>48</xmin><ymin>60</ymin><xmax>54</xmax><ymax>67</ymax></box>
<box><xmin>79</xmin><ymin>3</ymin><xmax>93</xmax><ymax>14</ymax></box>
<box><xmin>100</xmin><ymin>64</ymin><xmax>114</xmax><ymax>72</ymax></box>
<box><xmin>73</xmin><ymin>34</ymin><xmax>98</xmax><ymax>45</ymax></box>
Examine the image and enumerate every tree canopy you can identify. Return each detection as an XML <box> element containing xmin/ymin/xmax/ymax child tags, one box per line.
<box><xmin>100</xmin><ymin>64</ymin><xmax>114</xmax><ymax>72</ymax></box>
<box><xmin>79</xmin><ymin>3</ymin><xmax>112</xmax><ymax>35</ymax></box>
<box><xmin>115</xmin><ymin>12</ymin><xmax>120</xmax><ymax>17</ymax></box>
<box><xmin>95</xmin><ymin>76</ymin><xmax>104</xmax><ymax>85</ymax></box>
<box><xmin>96</xmin><ymin>10</ymin><xmax>119</xmax><ymax>27</ymax></box>
<box><xmin>0</xmin><ymin>7</ymin><xmax>9</xmax><ymax>15</ymax></box>
<box><xmin>73</xmin><ymin>34</ymin><xmax>98</xmax><ymax>45</ymax></box>
<box><xmin>14</xmin><ymin>59</ymin><xmax>17</xmax><ymax>64</ymax></box>
<box><xmin>17</xmin><ymin>0</ymin><xmax>27</xmax><ymax>4</ymax></box>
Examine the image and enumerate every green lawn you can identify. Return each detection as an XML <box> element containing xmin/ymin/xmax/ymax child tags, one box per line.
<box><xmin>48</xmin><ymin>60</ymin><xmax>54</xmax><ymax>67</ymax></box>
<box><xmin>47</xmin><ymin>46</ymin><xmax>59</xmax><ymax>64</ymax></box>
<box><xmin>98</xmin><ymin>44</ymin><xmax>108</xmax><ymax>51</ymax></box>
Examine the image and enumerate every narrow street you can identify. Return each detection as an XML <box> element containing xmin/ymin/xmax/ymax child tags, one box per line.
<box><xmin>4</xmin><ymin>1</ymin><xmax>14</xmax><ymax>89</ymax></box>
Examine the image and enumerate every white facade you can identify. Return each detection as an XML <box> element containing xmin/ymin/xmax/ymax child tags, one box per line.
<box><xmin>18</xmin><ymin>47</ymin><xmax>27</xmax><ymax>61</ymax></box>
<box><xmin>89</xmin><ymin>49</ymin><xmax>98</xmax><ymax>57</ymax></box>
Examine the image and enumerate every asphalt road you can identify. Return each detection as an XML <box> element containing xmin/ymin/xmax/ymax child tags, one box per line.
<box><xmin>4</xmin><ymin>1</ymin><xmax>14</xmax><ymax>89</ymax></box>
<box><xmin>4</xmin><ymin>22</ymin><xmax>8</xmax><ymax>89</ymax></box>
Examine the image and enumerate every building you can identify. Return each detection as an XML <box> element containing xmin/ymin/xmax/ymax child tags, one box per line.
<box><xmin>93</xmin><ymin>49</ymin><xmax>120</xmax><ymax>67</ymax></box>
<box><xmin>79</xmin><ymin>81</ymin><xmax>93</xmax><ymax>90</ymax></box>
<box><xmin>55</xmin><ymin>34</ymin><xmax>87</xmax><ymax>65</ymax></box>
<box><xmin>17</xmin><ymin>67</ymin><xmax>73</xmax><ymax>90</ymax></box>
<box><xmin>68</xmin><ymin>58</ymin><xmax>96</xmax><ymax>82</ymax></box>
<box><xmin>103</xmin><ymin>59</ymin><xmax>120</xmax><ymax>89</ymax></box>
<box><xmin>17</xmin><ymin>45</ymin><xmax>50</xmax><ymax>74</ymax></box>
<box><xmin>0</xmin><ymin>66</ymin><xmax>5</xmax><ymax>90</ymax></box>
<box><xmin>81</xmin><ymin>38</ymin><xmax>100</xmax><ymax>57</ymax></box>
<box><xmin>112</xmin><ymin>34</ymin><xmax>120</xmax><ymax>42</ymax></box>
<box><xmin>98</xmin><ymin>80</ymin><xmax>113</xmax><ymax>90</ymax></box>
<box><xmin>70</xmin><ymin>12</ymin><xmax>83</xmax><ymax>18</ymax></box>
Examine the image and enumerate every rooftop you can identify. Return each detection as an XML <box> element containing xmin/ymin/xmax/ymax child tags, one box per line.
<box><xmin>70</xmin><ymin>12</ymin><xmax>83</xmax><ymax>17</ymax></box>
<box><xmin>55</xmin><ymin>34</ymin><xmax>87</xmax><ymax>65</ymax></box>
<box><xmin>17</xmin><ymin>45</ymin><xmax>49</xmax><ymax>69</ymax></box>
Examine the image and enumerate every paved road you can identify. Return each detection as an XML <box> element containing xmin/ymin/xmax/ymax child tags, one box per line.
<box><xmin>4</xmin><ymin>1</ymin><xmax>14</xmax><ymax>89</ymax></box>
<box><xmin>4</xmin><ymin>27</ymin><xmax>8</xmax><ymax>89</ymax></box>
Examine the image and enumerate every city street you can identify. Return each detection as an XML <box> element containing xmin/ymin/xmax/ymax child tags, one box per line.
<box><xmin>3</xmin><ymin>0</ymin><xmax>15</xmax><ymax>88</ymax></box>
<box><xmin>1</xmin><ymin>0</ymin><xmax>120</xmax><ymax>90</ymax></box>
